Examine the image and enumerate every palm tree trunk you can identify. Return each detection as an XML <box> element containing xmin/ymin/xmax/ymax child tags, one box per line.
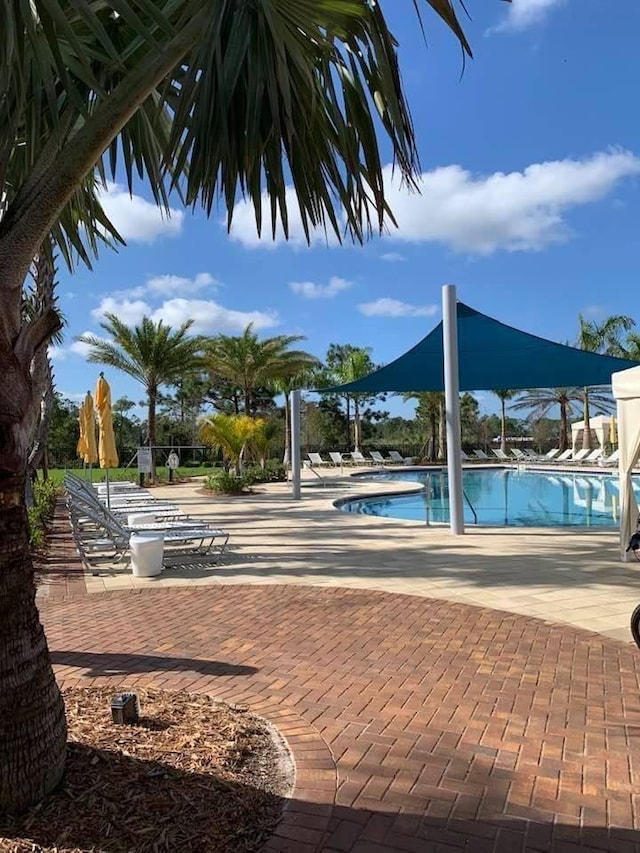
<box><xmin>582</xmin><ymin>387</ymin><xmax>591</xmax><ymax>450</ymax></box>
<box><xmin>500</xmin><ymin>400</ymin><xmax>507</xmax><ymax>454</ymax></box>
<box><xmin>559</xmin><ymin>402</ymin><xmax>569</xmax><ymax>452</ymax></box>
<box><xmin>148</xmin><ymin>387</ymin><xmax>157</xmax><ymax>481</ymax></box>
<box><xmin>354</xmin><ymin>398</ymin><xmax>361</xmax><ymax>452</ymax></box>
<box><xmin>244</xmin><ymin>389</ymin><xmax>251</xmax><ymax>416</ymax></box>
<box><xmin>0</xmin><ymin>421</ymin><xmax>67</xmax><ymax>812</ymax></box>
<box><xmin>429</xmin><ymin>410</ymin><xmax>437</xmax><ymax>462</ymax></box>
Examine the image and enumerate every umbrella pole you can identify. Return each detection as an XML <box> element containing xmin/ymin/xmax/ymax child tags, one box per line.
<box><xmin>106</xmin><ymin>468</ymin><xmax>111</xmax><ymax>509</ymax></box>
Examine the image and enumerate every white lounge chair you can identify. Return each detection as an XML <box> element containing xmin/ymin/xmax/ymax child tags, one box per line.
<box><xmin>369</xmin><ymin>451</ymin><xmax>394</xmax><ymax>466</ymax></box>
<box><xmin>602</xmin><ymin>449</ymin><xmax>620</xmax><ymax>466</ymax></box>
<box><xmin>474</xmin><ymin>449</ymin><xmax>491</xmax><ymax>461</ymax></box>
<box><xmin>350</xmin><ymin>450</ymin><xmax>374</xmax><ymax>466</ymax></box>
<box><xmin>460</xmin><ymin>450</ymin><xmax>472</xmax><ymax>462</ymax></box>
<box><xmin>511</xmin><ymin>449</ymin><xmax>528</xmax><ymax>462</ymax></box>
<box><xmin>553</xmin><ymin>449</ymin><xmax>574</xmax><ymax>463</ymax></box>
<box><xmin>545</xmin><ymin>448</ymin><xmax>561</xmax><ymax>460</ymax></box>
<box><xmin>571</xmin><ymin>448</ymin><xmax>592</xmax><ymax>463</ymax></box>
<box><xmin>307</xmin><ymin>452</ymin><xmax>330</xmax><ymax>467</ymax></box>
<box><xmin>492</xmin><ymin>448</ymin><xmax>510</xmax><ymax>461</ymax></box>
<box><xmin>329</xmin><ymin>451</ymin><xmax>349</xmax><ymax>466</ymax></box>
<box><xmin>578</xmin><ymin>448</ymin><xmax>604</xmax><ymax>465</ymax></box>
<box><xmin>388</xmin><ymin>450</ymin><xmax>410</xmax><ymax>464</ymax></box>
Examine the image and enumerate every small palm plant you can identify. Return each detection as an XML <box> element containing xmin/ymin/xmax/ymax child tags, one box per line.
<box><xmin>199</xmin><ymin>414</ymin><xmax>262</xmax><ymax>476</ymax></box>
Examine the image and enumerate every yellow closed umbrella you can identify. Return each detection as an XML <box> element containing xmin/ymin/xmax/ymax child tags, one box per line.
<box><xmin>610</xmin><ymin>415</ymin><xmax>617</xmax><ymax>447</ymax></box>
<box><xmin>77</xmin><ymin>399</ymin><xmax>88</xmax><ymax>463</ymax></box>
<box><xmin>82</xmin><ymin>392</ymin><xmax>99</xmax><ymax>469</ymax></box>
<box><xmin>95</xmin><ymin>373</ymin><xmax>119</xmax><ymax>505</ymax></box>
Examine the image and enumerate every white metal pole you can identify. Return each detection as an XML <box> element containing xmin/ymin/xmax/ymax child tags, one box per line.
<box><xmin>442</xmin><ymin>284</ymin><xmax>465</xmax><ymax>535</ymax></box>
<box><xmin>290</xmin><ymin>389</ymin><xmax>301</xmax><ymax>500</ymax></box>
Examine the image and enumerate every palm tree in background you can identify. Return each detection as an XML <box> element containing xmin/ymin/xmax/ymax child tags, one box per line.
<box><xmin>272</xmin><ymin>371</ymin><xmax>318</xmax><ymax>465</ymax></box>
<box><xmin>78</xmin><ymin>316</ymin><xmax>203</xmax><ymax>479</ymax></box>
<box><xmin>0</xmin><ymin>0</ymin><xmax>483</xmax><ymax>814</ymax></box>
<box><xmin>205</xmin><ymin>325</ymin><xmax>319</xmax><ymax>416</ymax></box>
<box><xmin>335</xmin><ymin>347</ymin><xmax>375</xmax><ymax>452</ymax></box>
<box><xmin>576</xmin><ymin>314</ymin><xmax>634</xmax><ymax>449</ymax></box>
<box><xmin>511</xmin><ymin>387</ymin><xmax>615</xmax><ymax>452</ymax></box>
<box><xmin>404</xmin><ymin>392</ymin><xmax>445</xmax><ymax>461</ymax></box>
<box><xmin>492</xmin><ymin>389</ymin><xmax>516</xmax><ymax>453</ymax></box>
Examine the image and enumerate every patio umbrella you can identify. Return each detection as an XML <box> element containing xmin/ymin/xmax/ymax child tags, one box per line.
<box><xmin>95</xmin><ymin>373</ymin><xmax>119</xmax><ymax>507</ymax></box>
<box><xmin>82</xmin><ymin>392</ymin><xmax>99</xmax><ymax>480</ymax></box>
<box><xmin>76</xmin><ymin>399</ymin><xmax>88</xmax><ymax>465</ymax></box>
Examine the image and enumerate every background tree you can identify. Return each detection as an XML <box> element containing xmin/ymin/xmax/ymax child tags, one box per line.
<box><xmin>78</xmin><ymin>316</ymin><xmax>203</xmax><ymax>480</ymax></box>
<box><xmin>511</xmin><ymin>387</ymin><xmax>614</xmax><ymax>451</ymax></box>
<box><xmin>406</xmin><ymin>392</ymin><xmax>445</xmax><ymax>461</ymax></box>
<box><xmin>0</xmin><ymin>0</ymin><xmax>480</xmax><ymax>814</ymax></box>
<box><xmin>492</xmin><ymin>389</ymin><xmax>516</xmax><ymax>453</ymax></box>
<box><xmin>205</xmin><ymin>325</ymin><xmax>318</xmax><ymax>416</ymax></box>
<box><xmin>576</xmin><ymin>314</ymin><xmax>634</xmax><ymax>449</ymax></box>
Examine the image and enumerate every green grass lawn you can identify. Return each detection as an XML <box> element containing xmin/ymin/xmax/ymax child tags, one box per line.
<box><xmin>48</xmin><ymin>466</ymin><xmax>216</xmax><ymax>485</ymax></box>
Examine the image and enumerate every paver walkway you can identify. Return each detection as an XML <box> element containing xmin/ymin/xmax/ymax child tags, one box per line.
<box><xmin>40</xmin><ymin>543</ymin><xmax>640</xmax><ymax>850</ymax></box>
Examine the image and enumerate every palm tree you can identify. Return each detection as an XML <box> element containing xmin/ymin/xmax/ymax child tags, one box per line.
<box><xmin>336</xmin><ymin>348</ymin><xmax>374</xmax><ymax>452</ymax></box>
<box><xmin>0</xmin><ymin>0</ymin><xmax>479</xmax><ymax>813</ymax></box>
<box><xmin>511</xmin><ymin>387</ymin><xmax>615</xmax><ymax>452</ymax></box>
<box><xmin>272</xmin><ymin>372</ymin><xmax>317</xmax><ymax>466</ymax></box>
<box><xmin>205</xmin><ymin>325</ymin><xmax>319</xmax><ymax>416</ymax></box>
<box><xmin>492</xmin><ymin>389</ymin><xmax>515</xmax><ymax>453</ymax></box>
<box><xmin>78</xmin><ymin>315</ymin><xmax>203</xmax><ymax>480</ymax></box>
<box><xmin>576</xmin><ymin>314</ymin><xmax>634</xmax><ymax>449</ymax></box>
<box><xmin>199</xmin><ymin>414</ymin><xmax>261</xmax><ymax>475</ymax></box>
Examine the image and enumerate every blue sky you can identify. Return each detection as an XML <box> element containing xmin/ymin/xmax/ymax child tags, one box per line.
<box><xmin>50</xmin><ymin>0</ymin><xmax>640</xmax><ymax>418</ymax></box>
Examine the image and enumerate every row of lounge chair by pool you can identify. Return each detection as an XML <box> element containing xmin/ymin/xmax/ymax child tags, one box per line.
<box><xmin>464</xmin><ymin>448</ymin><xmax>620</xmax><ymax>465</ymax></box>
<box><xmin>308</xmin><ymin>450</ymin><xmax>409</xmax><ymax>468</ymax></box>
<box><xmin>64</xmin><ymin>473</ymin><xmax>229</xmax><ymax>569</ymax></box>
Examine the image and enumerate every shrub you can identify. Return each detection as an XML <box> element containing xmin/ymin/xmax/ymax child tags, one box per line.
<box><xmin>244</xmin><ymin>462</ymin><xmax>287</xmax><ymax>484</ymax></box>
<box><xmin>205</xmin><ymin>471</ymin><xmax>249</xmax><ymax>495</ymax></box>
<box><xmin>28</xmin><ymin>478</ymin><xmax>58</xmax><ymax>549</ymax></box>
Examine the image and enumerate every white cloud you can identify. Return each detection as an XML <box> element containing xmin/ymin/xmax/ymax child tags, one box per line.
<box><xmin>582</xmin><ymin>305</ymin><xmax>606</xmax><ymax>319</ymax></box>
<box><xmin>90</xmin><ymin>296</ymin><xmax>277</xmax><ymax>335</ymax></box>
<box><xmin>97</xmin><ymin>182</ymin><xmax>184</xmax><ymax>244</ymax></box>
<box><xmin>358</xmin><ymin>298</ymin><xmax>438</xmax><ymax>318</ymax></box>
<box><xmin>48</xmin><ymin>346</ymin><xmax>66</xmax><ymax>361</ymax></box>
<box><xmin>490</xmin><ymin>0</ymin><xmax>565</xmax><ymax>33</ymax></box>
<box><xmin>229</xmin><ymin>149</ymin><xmax>640</xmax><ymax>255</ymax></box>
<box><xmin>380</xmin><ymin>252</ymin><xmax>406</xmax><ymax>262</ymax></box>
<box><xmin>91</xmin><ymin>297</ymin><xmax>152</xmax><ymax>326</ymax></box>
<box><xmin>289</xmin><ymin>276</ymin><xmax>353</xmax><ymax>299</ymax></box>
<box><xmin>145</xmin><ymin>272</ymin><xmax>216</xmax><ymax>297</ymax></box>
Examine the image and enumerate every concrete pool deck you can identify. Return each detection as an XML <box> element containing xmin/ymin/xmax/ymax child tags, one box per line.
<box><xmin>67</xmin><ymin>465</ymin><xmax>640</xmax><ymax>644</ymax></box>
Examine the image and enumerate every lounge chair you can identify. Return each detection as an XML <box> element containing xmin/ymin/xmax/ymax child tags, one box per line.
<box><xmin>388</xmin><ymin>450</ymin><xmax>410</xmax><ymax>464</ymax></box>
<box><xmin>307</xmin><ymin>452</ymin><xmax>330</xmax><ymax>467</ymax></box>
<box><xmin>578</xmin><ymin>448</ymin><xmax>604</xmax><ymax>465</ymax></box>
<box><xmin>329</xmin><ymin>451</ymin><xmax>349</xmax><ymax>466</ymax></box>
<box><xmin>571</xmin><ymin>449</ymin><xmax>592</xmax><ymax>464</ymax></box>
<box><xmin>350</xmin><ymin>451</ymin><xmax>374</xmax><ymax>466</ymax></box>
<box><xmin>602</xmin><ymin>449</ymin><xmax>620</xmax><ymax>466</ymax></box>
<box><xmin>511</xmin><ymin>449</ymin><xmax>528</xmax><ymax>462</ymax></box>
<box><xmin>492</xmin><ymin>449</ymin><xmax>510</xmax><ymax>461</ymax></box>
<box><xmin>552</xmin><ymin>449</ymin><xmax>574</xmax><ymax>463</ymax></box>
<box><xmin>473</xmin><ymin>449</ymin><xmax>491</xmax><ymax>461</ymax></box>
<box><xmin>369</xmin><ymin>450</ymin><xmax>394</xmax><ymax>466</ymax></box>
<box><xmin>460</xmin><ymin>450</ymin><xmax>472</xmax><ymax>462</ymax></box>
<box><xmin>67</xmin><ymin>488</ymin><xmax>228</xmax><ymax>565</ymax></box>
<box><xmin>545</xmin><ymin>448</ymin><xmax>561</xmax><ymax>460</ymax></box>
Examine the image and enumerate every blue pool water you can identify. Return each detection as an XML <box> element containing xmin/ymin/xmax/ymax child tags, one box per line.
<box><xmin>339</xmin><ymin>468</ymin><xmax>638</xmax><ymax>527</ymax></box>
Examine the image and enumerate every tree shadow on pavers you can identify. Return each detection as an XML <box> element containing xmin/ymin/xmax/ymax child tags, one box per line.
<box><xmin>50</xmin><ymin>651</ymin><xmax>258</xmax><ymax>678</ymax></box>
<box><xmin>0</xmin><ymin>743</ymin><xmax>285</xmax><ymax>853</ymax></box>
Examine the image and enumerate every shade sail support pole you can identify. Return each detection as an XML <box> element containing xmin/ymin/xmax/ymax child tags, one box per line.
<box><xmin>290</xmin><ymin>389</ymin><xmax>301</xmax><ymax>500</ymax></box>
<box><xmin>443</xmin><ymin>284</ymin><xmax>465</xmax><ymax>535</ymax></box>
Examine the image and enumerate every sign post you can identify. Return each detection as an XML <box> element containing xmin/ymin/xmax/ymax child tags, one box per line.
<box><xmin>137</xmin><ymin>446</ymin><xmax>152</xmax><ymax>487</ymax></box>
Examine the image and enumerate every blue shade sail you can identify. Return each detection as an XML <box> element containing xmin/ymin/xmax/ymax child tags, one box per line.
<box><xmin>319</xmin><ymin>302</ymin><xmax>639</xmax><ymax>394</ymax></box>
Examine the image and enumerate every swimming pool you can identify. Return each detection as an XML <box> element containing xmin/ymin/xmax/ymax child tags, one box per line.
<box><xmin>339</xmin><ymin>468</ymin><xmax>637</xmax><ymax>527</ymax></box>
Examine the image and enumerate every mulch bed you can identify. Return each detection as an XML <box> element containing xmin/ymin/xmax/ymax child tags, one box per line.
<box><xmin>0</xmin><ymin>688</ymin><xmax>293</xmax><ymax>852</ymax></box>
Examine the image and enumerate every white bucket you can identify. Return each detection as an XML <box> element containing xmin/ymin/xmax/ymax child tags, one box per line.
<box><xmin>130</xmin><ymin>532</ymin><xmax>164</xmax><ymax>578</ymax></box>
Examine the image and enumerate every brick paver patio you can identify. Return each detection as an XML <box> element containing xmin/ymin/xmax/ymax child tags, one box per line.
<box><xmin>39</xmin><ymin>513</ymin><xmax>640</xmax><ymax>852</ymax></box>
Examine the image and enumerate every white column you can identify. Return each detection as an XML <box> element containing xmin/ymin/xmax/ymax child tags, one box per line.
<box><xmin>290</xmin><ymin>389</ymin><xmax>301</xmax><ymax>500</ymax></box>
<box><xmin>442</xmin><ymin>284</ymin><xmax>465</xmax><ymax>535</ymax></box>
